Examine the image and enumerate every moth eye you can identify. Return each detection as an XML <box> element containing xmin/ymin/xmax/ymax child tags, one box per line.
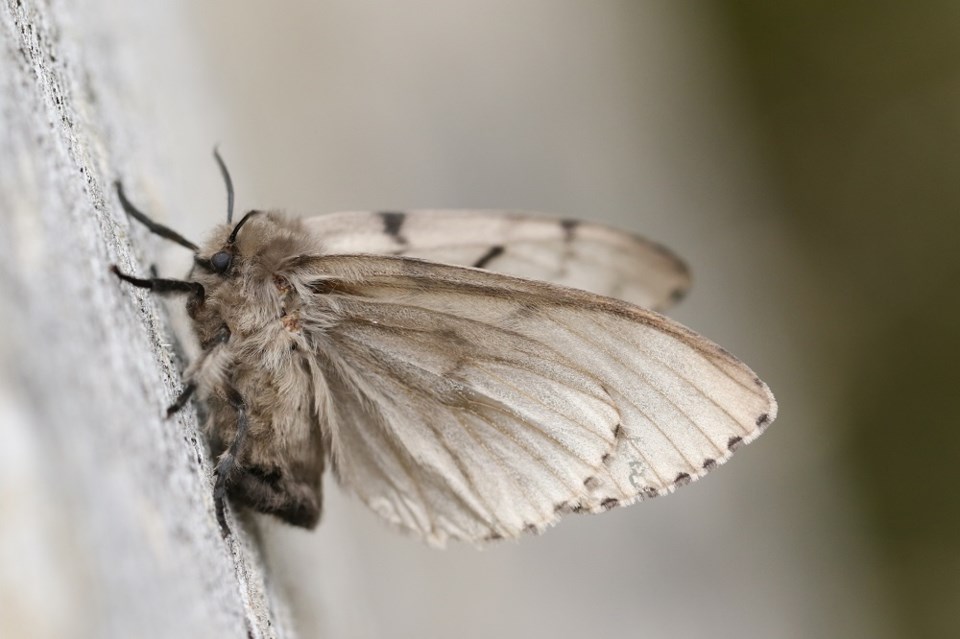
<box><xmin>211</xmin><ymin>251</ymin><xmax>232</xmax><ymax>273</ymax></box>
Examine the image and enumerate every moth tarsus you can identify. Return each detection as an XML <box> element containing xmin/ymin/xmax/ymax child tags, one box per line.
<box><xmin>166</xmin><ymin>382</ymin><xmax>197</xmax><ymax>419</ymax></box>
<box><xmin>214</xmin><ymin>493</ymin><xmax>232</xmax><ymax>538</ymax></box>
<box><xmin>113</xmin><ymin>152</ymin><xmax>777</xmax><ymax>546</ymax></box>
<box><xmin>211</xmin><ymin>388</ymin><xmax>248</xmax><ymax>538</ymax></box>
<box><xmin>217</xmin><ymin>386</ymin><xmax>250</xmax><ymax>490</ymax></box>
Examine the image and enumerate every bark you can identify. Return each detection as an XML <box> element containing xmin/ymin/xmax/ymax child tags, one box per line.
<box><xmin>0</xmin><ymin>2</ymin><xmax>293</xmax><ymax>637</ymax></box>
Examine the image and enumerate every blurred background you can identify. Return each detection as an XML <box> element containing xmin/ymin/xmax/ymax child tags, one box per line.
<box><xmin>106</xmin><ymin>2</ymin><xmax>960</xmax><ymax>637</ymax></box>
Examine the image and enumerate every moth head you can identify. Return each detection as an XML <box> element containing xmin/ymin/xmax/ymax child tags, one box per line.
<box><xmin>194</xmin><ymin>209</ymin><xmax>263</xmax><ymax>276</ymax></box>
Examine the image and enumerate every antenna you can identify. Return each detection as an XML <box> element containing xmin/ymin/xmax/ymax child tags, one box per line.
<box><xmin>213</xmin><ymin>147</ymin><xmax>235</xmax><ymax>224</ymax></box>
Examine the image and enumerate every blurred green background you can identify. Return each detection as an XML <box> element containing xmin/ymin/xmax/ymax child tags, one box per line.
<box><xmin>721</xmin><ymin>4</ymin><xmax>960</xmax><ymax>636</ymax></box>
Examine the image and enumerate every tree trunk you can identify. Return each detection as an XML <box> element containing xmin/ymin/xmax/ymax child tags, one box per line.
<box><xmin>0</xmin><ymin>2</ymin><xmax>294</xmax><ymax>637</ymax></box>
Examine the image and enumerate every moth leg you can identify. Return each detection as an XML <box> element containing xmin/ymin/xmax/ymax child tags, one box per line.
<box><xmin>165</xmin><ymin>381</ymin><xmax>196</xmax><ymax>418</ymax></box>
<box><xmin>167</xmin><ymin>325</ymin><xmax>230</xmax><ymax>418</ymax></box>
<box><xmin>111</xmin><ymin>265</ymin><xmax>205</xmax><ymax>303</ymax></box>
<box><xmin>115</xmin><ymin>181</ymin><xmax>199</xmax><ymax>251</ymax></box>
<box><xmin>199</xmin><ymin>323</ymin><xmax>231</xmax><ymax>350</ymax></box>
<box><xmin>213</xmin><ymin>385</ymin><xmax>249</xmax><ymax>536</ymax></box>
<box><xmin>229</xmin><ymin>467</ymin><xmax>321</xmax><ymax>529</ymax></box>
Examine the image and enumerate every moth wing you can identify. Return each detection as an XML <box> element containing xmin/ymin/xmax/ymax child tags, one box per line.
<box><xmin>291</xmin><ymin>255</ymin><xmax>776</xmax><ymax>546</ymax></box>
<box><xmin>302</xmin><ymin>210</ymin><xmax>691</xmax><ymax>311</ymax></box>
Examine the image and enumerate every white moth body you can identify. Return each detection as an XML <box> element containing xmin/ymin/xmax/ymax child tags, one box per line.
<box><xmin>116</xmin><ymin>189</ymin><xmax>777</xmax><ymax>547</ymax></box>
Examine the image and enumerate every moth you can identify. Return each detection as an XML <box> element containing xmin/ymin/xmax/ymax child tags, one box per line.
<box><xmin>112</xmin><ymin>151</ymin><xmax>777</xmax><ymax>546</ymax></box>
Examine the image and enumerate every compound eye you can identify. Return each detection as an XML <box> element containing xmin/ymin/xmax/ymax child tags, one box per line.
<box><xmin>210</xmin><ymin>251</ymin><xmax>232</xmax><ymax>273</ymax></box>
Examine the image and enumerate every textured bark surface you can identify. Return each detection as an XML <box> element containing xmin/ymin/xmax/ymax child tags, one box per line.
<box><xmin>0</xmin><ymin>2</ymin><xmax>293</xmax><ymax>637</ymax></box>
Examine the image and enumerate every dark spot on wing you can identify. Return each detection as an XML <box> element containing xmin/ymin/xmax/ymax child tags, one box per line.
<box><xmin>554</xmin><ymin>502</ymin><xmax>570</xmax><ymax>514</ymax></box>
<box><xmin>601</xmin><ymin>453</ymin><xmax>612</xmax><ymax>465</ymax></box>
<box><xmin>754</xmin><ymin>377</ymin><xmax>764</xmax><ymax>387</ymax></box>
<box><xmin>702</xmin><ymin>458</ymin><xmax>717</xmax><ymax>470</ymax></box>
<box><xmin>642</xmin><ymin>487</ymin><xmax>659</xmax><ymax>498</ymax></box>
<box><xmin>613</xmin><ymin>424</ymin><xmax>623</xmax><ymax>438</ymax></box>
<box><xmin>472</xmin><ymin>245</ymin><xmax>505</xmax><ymax>269</ymax></box>
<box><xmin>524</xmin><ymin>523</ymin><xmax>539</xmax><ymax>534</ymax></box>
<box><xmin>584</xmin><ymin>476</ymin><xmax>601</xmax><ymax>490</ymax></box>
<box><xmin>378</xmin><ymin>211</ymin><xmax>407</xmax><ymax>243</ymax></box>
<box><xmin>727</xmin><ymin>436</ymin><xmax>744</xmax><ymax>451</ymax></box>
<box><xmin>756</xmin><ymin>413</ymin><xmax>770</xmax><ymax>428</ymax></box>
<box><xmin>674</xmin><ymin>472</ymin><xmax>691</xmax><ymax>487</ymax></box>
<box><xmin>572</xmin><ymin>502</ymin><xmax>584</xmax><ymax>513</ymax></box>
<box><xmin>484</xmin><ymin>532</ymin><xmax>504</xmax><ymax>541</ymax></box>
<box><xmin>601</xmin><ymin>497</ymin><xmax>619</xmax><ymax>510</ymax></box>
<box><xmin>560</xmin><ymin>218</ymin><xmax>579</xmax><ymax>241</ymax></box>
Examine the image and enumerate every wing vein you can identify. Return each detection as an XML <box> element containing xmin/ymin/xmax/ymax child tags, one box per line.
<box><xmin>329</xmin><ymin>356</ymin><xmax>439</xmax><ymax>537</ymax></box>
<box><xmin>336</xmin><ymin>329</ymin><xmax>609</xmax><ymax>472</ymax></box>
<box><xmin>610</xmin><ymin>321</ymin><xmax>753</xmax><ymax>438</ymax></box>
<box><xmin>543</xmin><ymin>313</ymin><xmax>711</xmax><ymax>471</ymax></box>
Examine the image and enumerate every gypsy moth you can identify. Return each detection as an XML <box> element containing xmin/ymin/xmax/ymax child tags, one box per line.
<box><xmin>113</xmin><ymin>152</ymin><xmax>776</xmax><ymax>545</ymax></box>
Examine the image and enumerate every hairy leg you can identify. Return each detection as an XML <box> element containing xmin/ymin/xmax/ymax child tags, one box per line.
<box><xmin>111</xmin><ymin>265</ymin><xmax>205</xmax><ymax>302</ymax></box>
<box><xmin>213</xmin><ymin>386</ymin><xmax>249</xmax><ymax>536</ymax></box>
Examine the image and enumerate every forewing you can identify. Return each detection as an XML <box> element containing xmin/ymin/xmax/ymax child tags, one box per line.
<box><xmin>302</xmin><ymin>210</ymin><xmax>691</xmax><ymax>311</ymax></box>
<box><xmin>290</xmin><ymin>255</ymin><xmax>776</xmax><ymax>546</ymax></box>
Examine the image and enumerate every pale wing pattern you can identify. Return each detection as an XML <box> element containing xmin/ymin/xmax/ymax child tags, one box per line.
<box><xmin>302</xmin><ymin>210</ymin><xmax>691</xmax><ymax>311</ymax></box>
<box><xmin>290</xmin><ymin>256</ymin><xmax>776</xmax><ymax>546</ymax></box>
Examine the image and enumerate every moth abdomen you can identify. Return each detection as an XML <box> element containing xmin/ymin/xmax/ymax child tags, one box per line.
<box><xmin>227</xmin><ymin>465</ymin><xmax>322</xmax><ymax>529</ymax></box>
